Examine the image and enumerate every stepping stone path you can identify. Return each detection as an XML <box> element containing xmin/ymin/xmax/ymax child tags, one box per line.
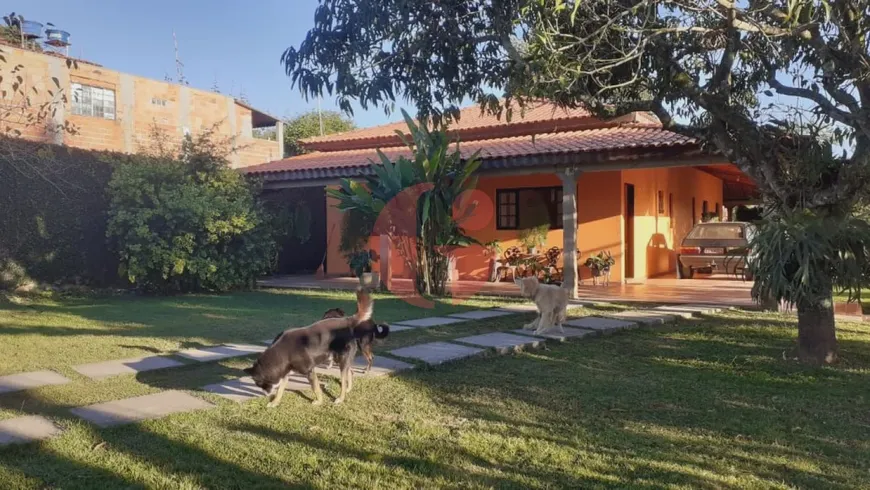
<box><xmin>71</xmin><ymin>391</ymin><xmax>213</xmax><ymax>428</ymax></box>
<box><xmin>652</xmin><ymin>304</ymin><xmax>723</xmax><ymax>318</ymax></box>
<box><xmin>204</xmin><ymin>375</ymin><xmax>310</xmax><ymax>403</ymax></box>
<box><xmin>390</xmin><ymin>341</ymin><xmax>485</xmax><ymax>365</ymax></box>
<box><xmin>565</xmin><ymin>316</ymin><xmax>637</xmax><ymax>334</ymax></box>
<box><xmin>394</xmin><ymin>317</ymin><xmax>467</xmax><ymax>328</ymax></box>
<box><xmin>73</xmin><ymin>355</ymin><xmax>185</xmax><ymax>380</ymax></box>
<box><xmin>0</xmin><ymin>370</ymin><xmax>71</xmax><ymax>394</ymax></box>
<box><xmin>315</xmin><ymin>356</ymin><xmax>414</xmax><ymax>378</ymax></box>
<box><xmin>512</xmin><ymin>326</ymin><xmax>596</xmax><ymax>342</ymax></box>
<box><xmin>448</xmin><ymin>309</ymin><xmax>515</xmax><ymax>320</ymax></box>
<box><xmin>2</xmin><ymin>298</ymin><xmax>724</xmax><ymax>447</ymax></box>
<box><xmin>603</xmin><ymin>310</ymin><xmax>677</xmax><ymax>325</ymax></box>
<box><xmin>0</xmin><ymin>415</ymin><xmax>62</xmax><ymax>446</ymax></box>
<box><xmin>177</xmin><ymin>343</ymin><xmax>266</xmax><ymax>362</ymax></box>
<box><xmin>454</xmin><ymin>332</ymin><xmax>543</xmax><ymax>353</ymax></box>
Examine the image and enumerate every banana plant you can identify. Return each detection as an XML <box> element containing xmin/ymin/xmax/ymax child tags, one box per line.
<box><xmin>328</xmin><ymin>109</ymin><xmax>481</xmax><ymax>296</ymax></box>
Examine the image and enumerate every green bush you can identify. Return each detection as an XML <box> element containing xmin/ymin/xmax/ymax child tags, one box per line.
<box><xmin>106</xmin><ymin>134</ymin><xmax>276</xmax><ymax>293</ymax></box>
<box><xmin>0</xmin><ymin>257</ymin><xmax>30</xmax><ymax>291</ymax></box>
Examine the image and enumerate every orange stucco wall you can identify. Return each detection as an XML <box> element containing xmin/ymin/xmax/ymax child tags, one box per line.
<box><xmin>623</xmin><ymin>167</ymin><xmax>723</xmax><ymax>279</ymax></box>
<box><xmin>324</xmin><ymin>167</ymin><xmax>723</xmax><ymax>282</ymax></box>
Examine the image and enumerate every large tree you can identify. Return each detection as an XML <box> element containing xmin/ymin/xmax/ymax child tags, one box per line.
<box><xmin>283</xmin><ymin>0</ymin><xmax>870</xmax><ymax>364</ymax></box>
<box><xmin>283</xmin><ymin>110</ymin><xmax>356</xmax><ymax>156</ymax></box>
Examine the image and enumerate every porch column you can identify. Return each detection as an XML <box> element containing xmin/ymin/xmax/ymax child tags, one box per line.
<box><xmin>559</xmin><ymin>169</ymin><xmax>581</xmax><ymax>299</ymax></box>
<box><xmin>379</xmin><ymin>234</ymin><xmax>392</xmax><ymax>291</ymax></box>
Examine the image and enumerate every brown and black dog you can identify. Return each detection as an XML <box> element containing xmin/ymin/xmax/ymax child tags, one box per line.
<box><xmin>245</xmin><ymin>288</ymin><xmax>372</xmax><ymax>407</ymax></box>
<box><xmin>321</xmin><ymin>307</ymin><xmax>389</xmax><ymax>373</ymax></box>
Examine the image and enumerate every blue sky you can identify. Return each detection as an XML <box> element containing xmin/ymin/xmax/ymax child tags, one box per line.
<box><xmin>19</xmin><ymin>0</ymin><xmax>415</xmax><ymax>128</ymax></box>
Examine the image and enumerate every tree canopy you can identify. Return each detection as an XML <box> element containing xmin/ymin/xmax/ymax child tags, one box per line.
<box><xmin>284</xmin><ymin>0</ymin><xmax>870</xmax><ymax>364</ymax></box>
<box><xmin>283</xmin><ymin>110</ymin><xmax>356</xmax><ymax>156</ymax></box>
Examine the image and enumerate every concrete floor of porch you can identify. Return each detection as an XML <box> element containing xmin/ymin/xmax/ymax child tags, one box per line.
<box><xmin>258</xmin><ymin>273</ymin><xmax>755</xmax><ymax>308</ymax></box>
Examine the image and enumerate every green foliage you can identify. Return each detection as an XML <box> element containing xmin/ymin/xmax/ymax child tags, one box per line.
<box><xmin>750</xmin><ymin>212</ymin><xmax>870</xmax><ymax>308</ymax></box>
<box><xmin>339</xmin><ymin>207</ymin><xmax>373</xmax><ymax>254</ymax></box>
<box><xmin>518</xmin><ymin>224</ymin><xmax>549</xmax><ymax>251</ymax></box>
<box><xmin>584</xmin><ymin>251</ymin><xmax>615</xmax><ymax>273</ymax></box>
<box><xmin>0</xmin><ymin>257</ymin><xmax>29</xmax><ymax>290</ymax></box>
<box><xmin>283</xmin><ymin>110</ymin><xmax>356</xmax><ymax>156</ymax></box>
<box><xmin>347</xmin><ymin>249</ymin><xmax>376</xmax><ymax>277</ymax></box>
<box><xmin>328</xmin><ymin>110</ymin><xmax>481</xmax><ymax>296</ymax></box>
<box><xmin>106</xmin><ymin>134</ymin><xmax>276</xmax><ymax>293</ymax></box>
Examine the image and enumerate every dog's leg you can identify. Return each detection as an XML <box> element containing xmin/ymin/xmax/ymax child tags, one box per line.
<box><xmin>308</xmin><ymin>371</ymin><xmax>323</xmax><ymax>405</ymax></box>
<box><xmin>335</xmin><ymin>365</ymin><xmax>350</xmax><ymax>404</ymax></box>
<box><xmin>555</xmin><ymin>308</ymin><xmax>566</xmax><ymax>333</ymax></box>
<box><xmin>363</xmin><ymin>346</ymin><xmax>374</xmax><ymax>373</ymax></box>
<box><xmin>267</xmin><ymin>376</ymin><xmax>288</xmax><ymax>408</ymax></box>
<box><xmin>524</xmin><ymin>313</ymin><xmax>540</xmax><ymax>330</ymax></box>
<box><xmin>534</xmin><ymin>311</ymin><xmax>553</xmax><ymax>334</ymax></box>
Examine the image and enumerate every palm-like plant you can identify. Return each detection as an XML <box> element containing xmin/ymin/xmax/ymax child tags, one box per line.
<box><xmin>328</xmin><ymin>109</ymin><xmax>481</xmax><ymax>296</ymax></box>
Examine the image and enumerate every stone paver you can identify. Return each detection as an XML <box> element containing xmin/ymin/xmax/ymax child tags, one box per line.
<box><xmin>0</xmin><ymin>415</ymin><xmax>63</xmax><ymax>446</ymax></box>
<box><xmin>394</xmin><ymin>317</ymin><xmax>466</xmax><ymax>328</ymax></box>
<box><xmin>176</xmin><ymin>343</ymin><xmax>266</xmax><ymax>362</ymax></box>
<box><xmin>448</xmin><ymin>310</ymin><xmax>515</xmax><ymax>320</ymax></box>
<box><xmin>203</xmin><ymin>375</ymin><xmax>310</xmax><ymax>403</ymax></box>
<box><xmin>454</xmin><ymin>332</ymin><xmax>543</xmax><ymax>353</ymax></box>
<box><xmin>496</xmin><ymin>304</ymin><xmax>539</xmax><ymax>313</ymax></box>
<box><xmin>71</xmin><ymin>391</ymin><xmax>213</xmax><ymax>428</ymax></box>
<box><xmin>386</xmin><ymin>324</ymin><xmax>414</xmax><ymax>333</ymax></box>
<box><xmin>653</xmin><ymin>305</ymin><xmax>721</xmax><ymax>318</ymax></box>
<box><xmin>564</xmin><ymin>316</ymin><xmax>637</xmax><ymax>334</ymax></box>
<box><xmin>603</xmin><ymin>310</ymin><xmax>677</xmax><ymax>325</ymax></box>
<box><xmin>0</xmin><ymin>370</ymin><xmax>71</xmax><ymax>394</ymax></box>
<box><xmin>390</xmin><ymin>341</ymin><xmax>485</xmax><ymax>365</ymax></box>
<box><xmin>568</xmin><ymin>300</ymin><xmax>595</xmax><ymax>307</ymax></box>
<box><xmin>315</xmin><ymin>355</ymin><xmax>415</xmax><ymax>378</ymax></box>
<box><xmin>511</xmin><ymin>327</ymin><xmax>596</xmax><ymax>342</ymax></box>
<box><xmin>72</xmin><ymin>356</ymin><xmax>185</xmax><ymax>380</ymax></box>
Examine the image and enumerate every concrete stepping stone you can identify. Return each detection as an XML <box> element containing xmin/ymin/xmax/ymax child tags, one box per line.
<box><xmin>203</xmin><ymin>375</ymin><xmax>310</xmax><ymax>403</ymax></box>
<box><xmin>453</xmin><ymin>332</ymin><xmax>543</xmax><ymax>353</ymax></box>
<box><xmin>71</xmin><ymin>390</ymin><xmax>213</xmax><ymax>428</ymax></box>
<box><xmin>496</xmin><ymin>304</ymin><xmax>539</xmax><ymax>313</ymax></box>
<box><xmin>0</xmin><ymin>415</ymin><xmax>63</xmax><ymax>446</ymax></box>
<box><xmin>394</xmin><ymin>317</ymin><xmax>466</xmax><ymax>328</ymax></box>
<box><xmin>603</xmin><ymin>310</ymin><xmax>677</xmax><ymax>325</ymax></box>
<box><xmin>316</xmin><ymin>355</ymin><xmax>415</xmax><ymax>378</ymax></box>
<box><xmin>386</xmin><ymin>324</ymin><xmax>414</xmax><ymax>333</ymax></box>
<box><xmin>389</xmin><ymin>341</ymin><xmax>484</xmax><ymax>365</ymax></box>
<box><xmin>653</xmin><ymin>305</ymin><xmax>721</xmax><ymax>318</ymax></box>
<box><xmin>511</xmin><ymin>327</ymin><xmax>596</xmax><ymax>342</ymax></box>
<box><xmin>568</xmin><ymin>300</ymin><xmax>595</xmax><ymax>307</ymax></box>
<box><xmin>72</xmin><ymin>356</ymin><xmax>185</xmax><ymax>380</ymax></box>
<box><xmin>564</xmin><ymin>317</ymin><xmax>637</xmax><ymax>334</ymax></box>
<box><xmin>448</xmin><ymin>310</ymin><xmax>515</xmax><ymax>320</ymax></box>
<box><xmin>177</xmin><ymin>343</ymin><xmax>266</xmax><ymax>362</ymax></box>
<box><xmin>0</xmin><ymin>370</ymin><xmax>71</xmax><ymax>394</ymax></box>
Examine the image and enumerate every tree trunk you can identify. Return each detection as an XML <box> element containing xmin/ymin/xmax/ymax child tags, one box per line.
<box><xmin>796</xmin><ymin>295</ymin><xmax>838</xmax><ymax>364</ymax></box>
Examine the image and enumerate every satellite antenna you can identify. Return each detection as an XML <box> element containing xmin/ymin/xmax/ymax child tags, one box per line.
<box><xmin>173</xmin><ymin>30</ymin><xmax>187</xmax><ymax>85</ymax></box>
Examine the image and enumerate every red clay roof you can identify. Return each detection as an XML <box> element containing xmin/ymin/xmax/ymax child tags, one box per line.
<box><xmin>244</xmin><ymin>126</ymin><xmax>696</xmax><ymax>178</ymax></box>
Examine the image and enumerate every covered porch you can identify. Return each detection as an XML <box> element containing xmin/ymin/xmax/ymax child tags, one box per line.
<box><xmin>258</xmin><ymin>274</ymin><xmax>755</xmax><ymax>308</ymax></box>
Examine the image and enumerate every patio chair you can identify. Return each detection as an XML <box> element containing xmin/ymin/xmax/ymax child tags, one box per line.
<box><xmin>544</xmin><ymin>246</ymin><xmax>562</xmax><ymax>282</ymax></box>
<box><xmin>495</xmin><ymin>246</ymin><xmax>522</xmax><ymax>281</ymax></box>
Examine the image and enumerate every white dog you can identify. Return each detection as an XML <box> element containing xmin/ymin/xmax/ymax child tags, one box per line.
<box><xmin>514</xmin><ymin>276</ymin><xmax>569</xmax><ymax>335</ymax></box>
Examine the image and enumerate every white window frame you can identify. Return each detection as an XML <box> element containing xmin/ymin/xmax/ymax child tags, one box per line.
<box><xmin>71</xmin><ymin>83</ymin><xmax>116</xmax><ymax>120</ymax></box>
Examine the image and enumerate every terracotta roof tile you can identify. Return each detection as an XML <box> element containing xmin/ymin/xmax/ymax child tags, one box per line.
<box><xmin>244</xmin><ymin>127</ymin><xmax>696</xmax><ymax>178</ymax></box>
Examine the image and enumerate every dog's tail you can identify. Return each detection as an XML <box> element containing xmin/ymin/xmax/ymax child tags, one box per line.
<box><xmin>309</xmin><ymin>288</ymin><xmax>373</xmax><ymax>331</ymax></box>
<box><xmin>374</xmin><ymin>323</ymin><xmax>389</xmax><ymax>339</ymax></box>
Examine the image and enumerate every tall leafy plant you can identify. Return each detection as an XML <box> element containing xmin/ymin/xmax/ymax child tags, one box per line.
<box><xmin>328</xmin><ymin>110</ymin><xmax>480</xmax><ymax>296</ymax></box>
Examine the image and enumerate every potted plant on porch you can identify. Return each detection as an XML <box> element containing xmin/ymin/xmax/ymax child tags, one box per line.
<box><xmin>584</xmin><ymin>251</ymin><xmax>615</xmax><ymax>285</ymax></box>
<box><xmin>518</xmin><ymin>224</ymin><xmax>549</xmax><ymax>255</ymax></box>
<box><xmin>347</xmin><ymin>249</ymin><xmax>380</xmax><ymax>287</ymax></box>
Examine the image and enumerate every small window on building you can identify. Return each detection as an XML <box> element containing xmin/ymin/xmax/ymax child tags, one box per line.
<box><xmin>657</xmin><ymin>191</ymin><xmax>665</xmax><ymax>214</ymax></box>
<box><xmin>668</xmin><ymin>193</ymin><xmax>674</xmax><ymax>223</ymax></box>
<box><xmin>71</xmin><ymin>83</ymin><xmax>116</xmax><ymax>120</ymax></box>
<box><xmin>496</xmin><ymin>190</ymin><xmax>519</xmax><ymax>229</ymax></box>
<box><xmin>151</xmin><ymin>97</ymin><xmax>169</xmax><ymax>107</ymax></box>
<box><xmin>496</xmin><ymin>187</ymin><xmax>563</xmax><ymax>230</ymax></box>
<box><xmin>702</xmin><ymin>200</ymin><xmax>709</xmax><ymax>216</ymax></box>
<box><xmin>715</xmin><ymin>202</ymin><xmax>721</xmax><ymax>220</ymax></box>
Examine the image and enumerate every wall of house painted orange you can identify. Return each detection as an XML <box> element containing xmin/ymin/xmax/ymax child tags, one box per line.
<box><xmin>623</xmin><ymin>167</ymin><xmax>723</xmax><ymax>279</ymax></box>
<box><xmin>324</xmin><ymin>167</ymin><xmax>723</xmax><ymax>282</ymax></box>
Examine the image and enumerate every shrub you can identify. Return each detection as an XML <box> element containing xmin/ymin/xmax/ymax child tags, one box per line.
<box><xmin>106</xmin><ymin>134</ymin><xmax>276</xmax><ymax>293</ymax></box>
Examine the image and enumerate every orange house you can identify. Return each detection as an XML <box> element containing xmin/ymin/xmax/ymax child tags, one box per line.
<box><xmin>243</xmin><ymin>102</ymin><xmax>755</xmax><ymax>296</ymax></box>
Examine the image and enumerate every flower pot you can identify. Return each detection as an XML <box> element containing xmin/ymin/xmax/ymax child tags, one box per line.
<box><xmin>359</xmin><ymin>272</ymin><xmax>380</xmax><ymax>288</ymax></box>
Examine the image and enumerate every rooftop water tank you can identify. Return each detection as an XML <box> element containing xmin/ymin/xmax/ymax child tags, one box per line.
<box><xmin>21</xmin><ymin>20</ymin><xmax>43</xmax><ymax>39</ymax></box>
<box><xmin>44</xmin><ymin>28</ymin><xmax>70</xmax><ymax>47</ymax></box>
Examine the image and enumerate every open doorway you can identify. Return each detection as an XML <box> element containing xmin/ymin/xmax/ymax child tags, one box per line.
<box><xmin>624</xmin><ymin>183</ymin><xmax>635</xmax><ymax>280</ymax></box>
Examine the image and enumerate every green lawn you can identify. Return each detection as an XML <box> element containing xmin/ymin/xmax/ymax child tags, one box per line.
<box><xmin>1</xmin><ymin>290</ymin><xmax>869</xmax><ymax>488</ymax></box>
<box><xmin>834</xmin><ymin>289</ymin><xmax>869</xmax><ymax>314</ymax></box>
